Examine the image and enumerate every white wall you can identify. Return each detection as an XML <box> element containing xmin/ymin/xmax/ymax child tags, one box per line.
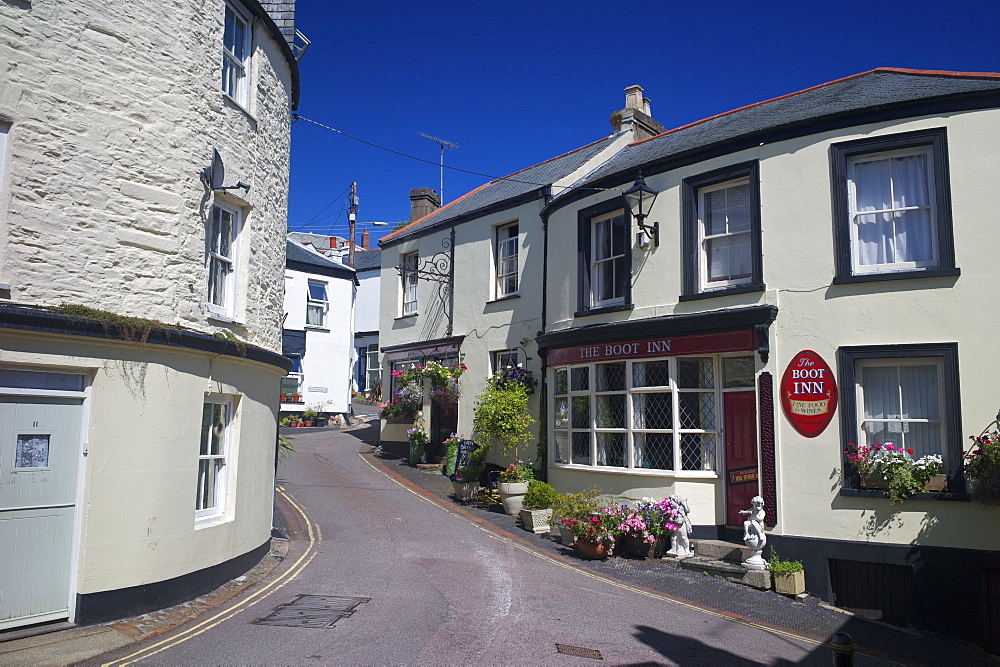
<box><xmin>283</xmin><ymin>265</ymin><xmax>354</xmax><ymax>414</ymax></box>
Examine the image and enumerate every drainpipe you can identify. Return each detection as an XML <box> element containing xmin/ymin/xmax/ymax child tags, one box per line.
<box><xmin>538</xmin><ymin>187</ymin><xmax>552</xmax><ymax>480</ymax></box>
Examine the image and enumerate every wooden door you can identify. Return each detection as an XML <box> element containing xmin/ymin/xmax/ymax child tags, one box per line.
<box><xmin>724</xmin><ymin>390</ymin><xmax>759</xmax><ymax>526</ymax></box>
<box><xmin>0</xmin><ymin>396</ymin><xmax>83</xmax><ymax>630</ymax></box>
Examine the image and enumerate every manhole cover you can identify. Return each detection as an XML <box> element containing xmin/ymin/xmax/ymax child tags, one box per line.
<box><xmin>253</xmin><ymin>595</ymin><xmax>370</xmax><ymax>629</ymax></box>
<box><xmin>556</xmin><ymin>643</ymin><xmax>603</xmax><ymax>660</ymax></box>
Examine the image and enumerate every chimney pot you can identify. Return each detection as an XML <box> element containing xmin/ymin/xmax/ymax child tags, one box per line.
<box><xmin>624</xmin><ymin>84</ymin><xmax>644</xmax><ymax>110</ymax></box>
<box><xmin>361</xmin><ymin>229</ymin><xmax>370</xmax><ymax>250</ymax></box>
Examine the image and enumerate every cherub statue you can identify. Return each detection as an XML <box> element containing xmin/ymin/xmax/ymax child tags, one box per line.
<box><xmin>666</xmin><ymin>495</ymin><xmax>693</xmax><ymax>558</ymax></box>
<box><xmin>739</xmin><ymin>496</ymin><xmax>767</xmax><ymax>570</ymax></box>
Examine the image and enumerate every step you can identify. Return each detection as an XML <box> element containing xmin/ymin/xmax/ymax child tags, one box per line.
<box><xmin>680</xmin><ymin>555</ymin><xmax>771</xmax><ymax>590</ymax></box>
<box><xmin>692</xmin><ymin>539</ymin><xmax>753</xmax><ymax>563</ymax></box>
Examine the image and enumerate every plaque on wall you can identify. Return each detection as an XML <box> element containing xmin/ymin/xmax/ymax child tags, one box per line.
<box><xmin>780</xmin><ymin>350</ymin><xmax>838</xmax><ymax>438</ymax></box>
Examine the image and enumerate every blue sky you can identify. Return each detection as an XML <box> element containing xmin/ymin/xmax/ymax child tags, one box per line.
<box><xmin>288</xmin><ymin>1</ymin><xmax>999</xmax><ymax>245</ymax></box>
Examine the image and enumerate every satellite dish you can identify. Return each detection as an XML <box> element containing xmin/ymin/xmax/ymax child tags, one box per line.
<box><xmin>209</xmin><ymin>148</ymin><xmax>225</xmax><ymax>190</ymax></box>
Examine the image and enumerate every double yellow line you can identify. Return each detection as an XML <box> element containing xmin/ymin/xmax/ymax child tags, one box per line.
<box><xmin>103</xmin><ymin>486</ymin><xmax>320</xmax><ymax>666</ymax></box>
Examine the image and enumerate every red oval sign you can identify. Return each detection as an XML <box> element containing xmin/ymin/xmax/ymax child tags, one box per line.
<box><xmin>780</xmin><ymin>350</ymin><xmax>838</xmax><ymax>438</ymax></box>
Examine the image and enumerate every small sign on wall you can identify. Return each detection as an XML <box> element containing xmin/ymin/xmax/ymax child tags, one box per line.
<box><xmin>780</xmin><ymin>350</ymin><xmax>838</xmax><ymax>437</ymax></box>
<box><xmin>307</xmin><ymin>387</ymin><xmax>328</xmax><ymax>393</ymax></box>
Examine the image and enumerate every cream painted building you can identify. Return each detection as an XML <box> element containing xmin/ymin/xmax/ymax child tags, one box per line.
<box><xmin>0</xmin><ymin>0</ymin><xmax>301</xmax><ymax>629</ymax></box>
<box><xmin>378</xmin><ymin>71</ymin><xmax>1000</xmax><ymax>650</ymax></box>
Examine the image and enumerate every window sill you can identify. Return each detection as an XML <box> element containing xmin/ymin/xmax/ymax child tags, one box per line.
<box><xmin>832</xmin><ymin>267</ymin><xmax>960</xmax><ymax>285</ymax></box>
<box><xmin>221</xmin><ymin>92</ymin><xmax>258</xmax><ymax>126</ymax></box>
<box><xmin>207</xmin><ymin>313</ymin><xmax>246</xmax><ymax>327</ymax></box>
<box><xmin>194</xmin><ymin>511</ymin><xmax>230</xmax><ymax>529</ymax></box>
<box><xmin>679</xmin><ymin>283</ymin><xmax>765</xmax><ymax>302</ymax></box>
<box><xmin>304</xmin><ymin>325</ymin><xmax>330</xmax><ymax>333</ymax></box>
<box><xmin>574</xmin><ymin>303</ymin><xmax>634</xmax><ymax>318</ymax></box>
<box><xmin>395</xmin><ymin>313</ymin><xmax>417</xmax><ymax>321</ymax></box>
<box><xmin>552</xmin><ymin>463</ymin><xmax>718</xmax><ymax>479</ymax></box>
<box><xmin>487</xmin><ymin>294</ymin><xmax>520</xmax><ymax>305</ymax></box>
<box><xmin>839</xmin><ymin>488</ymin><xmax>970</xmax><ymax>502</ymax></box>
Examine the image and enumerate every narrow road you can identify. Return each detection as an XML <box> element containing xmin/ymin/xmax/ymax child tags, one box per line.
<box><xmin>91</xmin><ymin>424</ymin><xmax>835</xmax><ymax>665</ymax></box>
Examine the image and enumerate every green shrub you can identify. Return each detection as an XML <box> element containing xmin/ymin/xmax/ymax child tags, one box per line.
<box><xmin>551</xmin><ymin>487</ymin><xmax>605</xmax><ymax>522</ymax></box>
<box><xmin>767</xmin><ymin>548</ymin><xmax>803</xmax><ymax>574</ymax></box>
<box><xmin>457</xmin><ymin>445</ymin><xmax>489</xmax><ymax>483</ymax></box>
<box><xmin>523</xmin><ymin>481</ymin><xmax>561</xmax><ymax>510</ymax></box>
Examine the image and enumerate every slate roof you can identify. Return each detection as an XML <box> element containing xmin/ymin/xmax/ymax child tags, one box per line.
<box><xmin>286</xmin><ymin>239</ymin><xmax>356</xmax><ymax>281</ymax></box>
<box><xmin>576</xmin><ymin>68</ymin><xmax>1000</xmax><ymax>188</ymax></box>
<box><xmin>380</xmin><ymin>135</ymin><xmax>618</xmax><ymax>245</ymax></box>
<box><xmin>353</xmin><ymin>248</ymin><xmax>382</xmax><ymax>272</ymax></box>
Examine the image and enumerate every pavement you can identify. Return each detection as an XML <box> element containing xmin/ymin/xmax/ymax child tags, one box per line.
<box><xmin>0</xmin><ymin>410</ymin><xmax>992</xmax><ymax>665</ymax></box>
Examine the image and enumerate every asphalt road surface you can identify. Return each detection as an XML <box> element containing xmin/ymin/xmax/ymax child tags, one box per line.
<box><xmin>89</xmin><ymin>425</ymin><xmax>840</xmax><ymax>665</ymax></box>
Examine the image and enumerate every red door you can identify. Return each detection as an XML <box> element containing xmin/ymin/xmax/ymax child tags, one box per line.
<box><xmin>724</xmin><ymin>391</ymin><xmax>759</xmax><ymax>526</ymax></box>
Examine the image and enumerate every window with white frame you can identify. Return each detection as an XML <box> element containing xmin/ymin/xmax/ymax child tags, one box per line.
<box><xmin>306</xmin><ymin>280</ymin><xmax>328</xmax><ymax>327</ymax></box>
<box><xmin>830</xmin><ymin>128</ymin><xmax>955</xmax><ymax>283</ymax></box>
<box><xmin>401</xmin><ymin>251</ymin><xmax>418</xmax><ymax>315</ymax></box>
<box><xmin>280</xmin><ymin>357</ymin><xmax>303</xmax><ymax>400</ymax></box>
<box><xmin>196</xmin><ymin>397</ymin><xmax>231</xmax><ymax>517</ymax></box>
<box><xmin>0</xmin><ymin>123</ymin><xmax>8</xmax><ymax>194</ymax></box>
<box><xmin>495</xmin><ymin>222</ymin><xmax>519</xmax><ymax>298</ymax></box>
<box><xmin>838</xmin><ymin>343</ymin><xmax>962</xmax><ymax>492</ymax></box>
<box><xmin>492</xmin><ymin>349</ymin><xmax>519</xmax><ymax>374</ymax></box>
<box><xmin>591</xmin><ymin>209</ymin><xmax>628</xmax><ymax>306</ymax></box>
<box><xmin>207</xmin><ymin>204</ymin><xmax>241</xmax><ymax>317</ymax></box>
<box><xmin>699</xmin><ymin>178</ymin><xmax>752</xmax><ymax>288</ymax></box>
<box><xmin>222</xmin><ymin>3</ymin><xmax>251</xmax><ymax>107</ymax></box>
<box><xmin>551</xmin><ymin>356</ymin><xmax>719</xmax><ymax>473</ymax></box>
<box><xmin>366</xmin><ymin>344</ymin><xmax>381</xmax><ymax>393</ymax></box>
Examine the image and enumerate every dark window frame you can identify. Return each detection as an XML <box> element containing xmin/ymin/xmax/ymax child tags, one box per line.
<box><xmin>837</xmin><ymin>342</ymin><xmax>967</xmax><ymax>500</ymax></box>
<box><xmin>830</xmin><ymin>127</ymin><xmax>958</xmax><ymax>284</ymax></box>
<box><xmin>576</xmin><ymin>197</ymin><xmax>633</xmax><ymax>317</ymax></box>
<box><xmin>681</xmin><ymin>161</ymin><xmax>764</xmax><ymax>301</ymax></box>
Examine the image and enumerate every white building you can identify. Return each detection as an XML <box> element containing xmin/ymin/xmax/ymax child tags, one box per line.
<box><xmin>378</xmin><ymin>71</ymin><xmax>1000</xmax><ymax>651</ymax></box>
<box><xmin>0</xmin><ymin>0</ymin><xmax>301</xmax><ymax>629</ymax></box>
<box><xmin>282</xmin><ymin>238</ymin><xmax>357</xmax><ymax>418</ymax></box>
<box><xmin>352</xmin><ymin>246</ymin><xmax>382</xmax><ymax>397</ymax></box>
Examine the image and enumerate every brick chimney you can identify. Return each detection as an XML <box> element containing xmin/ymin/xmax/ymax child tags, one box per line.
<box><xmin>610</xmin><ymin>84</ymin><xmax>666</xmax><ymax>141</ymax></box>
<box><xmin>361</xmin><ymin>228</ymin><xmax>370</xmax><ymax>250</ymax></box>
<box><xmin>409</xmin><ymin>188</ymin><xmax>440</xmax><ymax>222</ymax></box>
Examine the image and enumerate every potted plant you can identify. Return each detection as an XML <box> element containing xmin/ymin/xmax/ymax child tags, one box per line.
<box><xmin>551</xmin><ymin>488</ymin><xmax>604</xmax><ymax>546</ymax></box>
<box><xmin>966</xmin><ymin>421</ymin><xmax>1000</xmax><ymax>507</ymax></box>
<box><xmin>300</xmin><ymin>408</ymin><xmax>317</xmax><ymax>427</ymax></box>
<box><xmin>768</xmin><ymin>549</ymin><xmax>805</xmax><ymax>596</ymax></box>
<box><xmin>497</xmin><ymin>461</ymin><xmax>533</xmax><ymax>515</ymax></box>
<box><xmin>845</xmin><ymin>442</ymin><xmax>944</xmax><ymax>503</ymax></box>
<box><xmin>407</xmin><ymin>425</ymin><xmax>429</xmax><ymax>465</ymax></box>
<box><xmin>288</xmin><ymin>415</ymin><xmax>301</xmax><ymax>428</ymax></box>
<box><xmin>279</xmin><ymin>416</ymin><xmax>292</xmax><ymax>427</ymax></box>
<box><xmin>614</xmin><ymin>498</ymin><xmax>682</xmax><ymax>559</ymax></box>
<box><xmin>453</xmin><ymin>445</ymin><xmax>488</xmax><ymax>502</ymax></box>
<box><xmin>442</xmin><ymin>433</ymin><xmax>462</xmax><ymax>478</ymax></box>
<box><xmin>561</xmin><ymin>509</ymin><xmax>620</xmax><ymax>559</ymax></box>
<box><xmin>280</xmin><ymin>393</ymin><xmax>288</xmax><ymax>402</ymax></box>
<box><xmin>472</xmin><ymin>367</ymin><xmax>536</xmax><ymax>515</ymax></box>
<box><xmin>519</xmin><ymin>481</ymin><xmax>561</xmax><ymax>534</ymax></box>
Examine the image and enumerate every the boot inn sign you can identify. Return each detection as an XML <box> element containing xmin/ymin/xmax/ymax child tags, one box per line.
<box><xmin>780</xmin><ymin>349</ymin><xmax>838</xmax><ymax>437</ymax></box>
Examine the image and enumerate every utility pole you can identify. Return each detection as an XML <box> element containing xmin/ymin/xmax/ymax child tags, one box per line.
<box><xmin>418</xmin><ymin>133</ymin><xmax>458</xmax><ymax>205</ymax></box>
<box><xmin>348</xmin><ymin>182</ymin><xmax>359</xmax><ymax>268</ymax></box>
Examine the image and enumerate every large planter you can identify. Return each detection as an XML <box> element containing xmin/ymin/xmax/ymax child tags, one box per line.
<box><xmin>861</xmin><ymin>472</ymin><xmax>949</xmax><ymax>492</ymax></box>
<box><xmin>773</xmin><ymin>570</ymin><xmax>806</xmax><ymax>596</ymax></box>
<box><xmin>443</xmin><ymin>452</ymin><xmax>458</xmax><ymax>478</ymax></box>
<box><xmin>498</xmin><ymin>481</ymin><xmax>529</xmax><ymax>515</ymax></box>
<box><xmin>575</xmin><ymin>538</ymin><xmax>611</xmax><ymax>560</ymax></box>
<box><xmin>519</xmin><ymin>508</ymin><xmax>553</xmax><ymax>534</ymax></box>
<box><xmin>452</xmin><ymin>481</ymin><xmax>480</xmax><ymax>502</ymax></box>
<box><xmin>557</xmin><ymin>523</ymin><xmax>575</xmax><ymax>546</ymax></box>
<box><xmin>408</xmin><ymin>440</ymin><xmax>425</xmax><ymax>465</ymax></box>
<box><xmin>620</xmin><ymin>534</ymin><xmax>669</xmax><ymax>559</ymax></box>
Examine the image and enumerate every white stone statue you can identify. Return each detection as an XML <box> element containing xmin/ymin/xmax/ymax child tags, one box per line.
<box><xmin>666</xmin><ymin>495</ymin><xmax>693</xmax><ymax>558</ymax></box>
<box><xmin>740</xmin><ymin>495</ymin><xmax>767</xmax><ymax>570</ymax></box>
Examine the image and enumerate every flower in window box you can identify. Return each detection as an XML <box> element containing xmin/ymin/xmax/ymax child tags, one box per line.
<box><xmin>845</xmin><ymin>442</ymin><xmax>944</xmax><ymax>503</ymax></box>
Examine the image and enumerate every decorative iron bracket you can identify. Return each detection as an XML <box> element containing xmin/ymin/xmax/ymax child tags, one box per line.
<box><xmin>754</xmin><ymin>321</ymin><xmax>771</xmax><ymax>364</ymax></box>
<box><xmin>394</xmin><ymin>232</ymin><xmax>455</xmax><ymax>334</ymax></box>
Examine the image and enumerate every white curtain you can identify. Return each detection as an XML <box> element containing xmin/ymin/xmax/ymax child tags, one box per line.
<box><xmin>861</xmin><ymin>363</ymin><xmax>941</xmax><ymax>458</ymax></box>
<box><xmin>854</xmin><ymin>154</ymin><xmax>932</xmax><ymax>266</ymax></box>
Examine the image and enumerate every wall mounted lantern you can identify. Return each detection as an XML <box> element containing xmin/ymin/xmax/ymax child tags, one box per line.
<box><xmin>624</xmin><ymin>169</ymin><xmax>658</xmax><ymax>248</ymax></box>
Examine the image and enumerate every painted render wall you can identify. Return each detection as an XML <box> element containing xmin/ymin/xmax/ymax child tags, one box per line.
<box><xmin>0</xmin><ymin>0</ymin><xmax>293</xmax><ymax>353</ymax></box>
<box><xmin>0</xmin><ymin>329</ymin><xmax>282</xmax><ymax>594</ymax></box>
<box><xmin>543</xmin><ymin>108</ymin><xmax>1000</xmax><ymax>550</ymax></box>
<box><xmin>283</xmin><ymin>265</ymin><xmax>354</xmax><ymax>414</ymax></box>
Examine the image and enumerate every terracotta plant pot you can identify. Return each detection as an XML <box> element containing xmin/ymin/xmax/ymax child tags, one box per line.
<box><xmin>575</xmin><ymin>538</ymin><xmax>611</xmax><ymax>560</ymax></box>
<box><xmin>302</xmin><ymin>420</ymin><xmax>313</xmax><ymax>427</ymax></box>
<box><xmin>280</xmin><ymin>394</ymin><xmax>287</xmax><ymax>402</ymax></box>
<box><xmin>498</xmin><ymin>481</ymin><xmax>529</xmax><ymax>515</ymax></box>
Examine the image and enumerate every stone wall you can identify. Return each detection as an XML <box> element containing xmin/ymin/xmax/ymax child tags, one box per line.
<box><xmin>0</xmin><ymin>0</ymin><xmax>294</xmax><ymax>353</ymax></box>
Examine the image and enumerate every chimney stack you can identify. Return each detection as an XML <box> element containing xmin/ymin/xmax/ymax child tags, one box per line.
<box><xmin>611</xmin><ymin>84</ymin><xmax>666</xmax><ymax>141</ymax></box>
<box><xmin>409</xmin><ymin>187</ymin><xmax>440</xmax><ymax>222</ymax></box>
<box><xmin>361</xmin><ymin>228</ymin><xmax>370</xmax><ymax>250</ymax></box>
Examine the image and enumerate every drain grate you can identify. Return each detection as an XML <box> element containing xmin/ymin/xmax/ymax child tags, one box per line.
<box><xmin>556</xmin><ymin>643</ymin><xmax>603</xmax><ymax>660</ymax></box>
<box><xmin>253</xmin><ymin>595</ymin><xmax>370</xmax><ymax>629</ymax></box>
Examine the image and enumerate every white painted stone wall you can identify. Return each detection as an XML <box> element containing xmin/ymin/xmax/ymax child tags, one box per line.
<box><xmin>354</xmin><ymin>260</ymin><xmax>381</xmax><ymax>335</ymax></box>
<box><xmin>283</xmin><ymin>264</ymin><xmax>354</xmax><ymax>414</ymax></box>
<box><xmin>0</xmin><ymin>0</ymin><xmax>293</xmax><ymax>353</ymax></box>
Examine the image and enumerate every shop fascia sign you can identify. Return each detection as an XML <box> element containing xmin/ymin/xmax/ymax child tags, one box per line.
<box><xmin>546</xmin><ymin>330</ymin><xmax>755</xmax><ymax>366</ymax></box>
<box><xmin>780</xmin><ymin>350</ymin><xmax>838</xmax><ymax>437</ymax></box>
